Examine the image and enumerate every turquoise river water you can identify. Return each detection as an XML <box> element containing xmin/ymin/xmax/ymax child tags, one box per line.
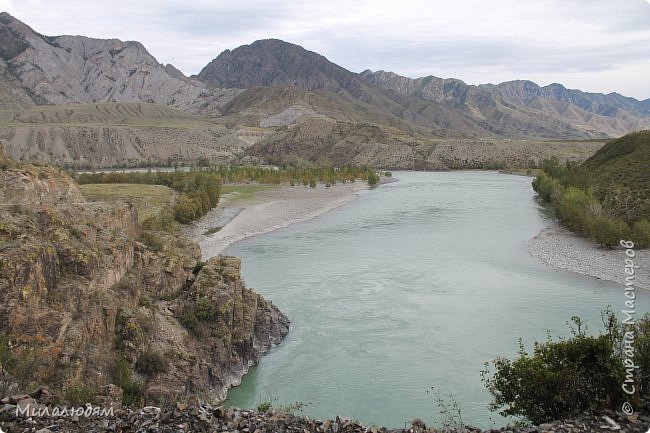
<box><xmin>223</xmin><ymin>171</ymin><xmax>650</xmax><ymax>428</ymax></box>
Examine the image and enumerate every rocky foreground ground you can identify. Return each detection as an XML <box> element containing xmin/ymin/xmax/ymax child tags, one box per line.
<box><xmin>0</xmin><ymin>386</ymin><xmax>648</xmax><ymax>433</ymax></box>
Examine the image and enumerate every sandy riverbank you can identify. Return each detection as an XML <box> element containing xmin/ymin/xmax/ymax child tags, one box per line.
<box><xmin>528</xmin><ymin>226</ymin><xmax>649</xmax><ymax>290</ymax></box>
<box><xmin>188</xmin><ymin>179</ymin><xmax>394</xmax><ymax>259</ymax></box>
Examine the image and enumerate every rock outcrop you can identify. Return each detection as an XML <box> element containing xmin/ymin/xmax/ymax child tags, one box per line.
<box><xmin>0</xmin><ymin>162</ymin><xmax>289</xmax><ymax>405</ymax></box>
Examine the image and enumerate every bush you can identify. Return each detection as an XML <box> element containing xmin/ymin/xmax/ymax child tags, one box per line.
<box><xmin>532</xmin><ymin>146</ymin><xmax>650</xmax><ymax>249</ymax></box>
<box><xmin>112</xmin><ymin>357</ymin><xmax>145</xmax><ymax>407</ymax></box>
<box><xmin>631</xmin><ymin>219</ymin><xmax>650</xmax><ymax>249</ymax></box>
<box><xmin>367</xmin><ymin>172</ymin><xmax>380</xmax><ymax>186</ymax></box>
<box><xmin>178</xmin><ymin>299</ymin><xmax>217</xmax><ymax>336</ymax></box>
<box><xmin>0</xmin><ymin>335</ymin><xmax>15</xmax><ymax>370</ymax></box>
<box><xmin>173</xmin><ymin>196</ymin><xmax>200</xmax><ymax>224</ymax></box>
<box><xmin>482</xmin><ymin>314</ymin><xmax>650</xmax><ymax>424</ymax></box>
<box><xmin>179</xmin><ymin>307</ymin><xmax>200</xmax><ymax>336</ymax></box>
<box><xmin>593</xmin><ymin>217</ymin><xmax>627</xmax><ymax>248</ymax></box>
<box><xmin>140</xmin><ymin>231</ymin><xmax>165</xmax><ymax>253</ymax></box>
<box><xmin>135</xmin><ymin>350</ymin><xmax>168</xmax><ymax>378</ymax></box>
<box><xmin>194</xmin><ymin>299</ymin><xmax>217</xmax><ymax>322</ymax></box>
<box><xmin>64</xmin><ymin>384</ymin><xmax>98</xmax><ymax>405</ymax></box>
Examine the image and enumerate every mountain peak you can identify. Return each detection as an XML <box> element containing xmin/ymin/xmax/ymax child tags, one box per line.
<box><xmin>197</xmin><ymin>39</ymin><xmax>358</xmax><ymax>91</ymax></box>
<box><xmin>0</xmin><ymin>13</ymin><xmax>236</xmax><ymax>113</ymax></box>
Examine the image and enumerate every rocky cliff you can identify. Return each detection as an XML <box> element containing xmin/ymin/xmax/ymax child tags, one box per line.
<box><xmin>0</xmin><ymin>158</ymin><xmax>289</xmax><ymax>405</ymax></box>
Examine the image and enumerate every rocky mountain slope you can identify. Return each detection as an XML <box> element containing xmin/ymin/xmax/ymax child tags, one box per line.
<box><xmin>198</xmin><ymin>39</ymin><xmax>650</xmax><ymax>139</ymax></box>
<box><xmin>361</xmin><ymin>71</ymin><xmax>650</xmax><ymax>138</ymax></box>
<box><xmin>0</xmin><ymin>149</ymin><xmax>289</xmax><ymax>404</ymax></box>
<box><xmin>0</xmin><ymin>12</ymin><xmax>239</xmax><ymax>115</ymax></box>
<box><xmin>0</xmin><ymin>13</ymin><xmax>648</xmax><ymax>169</ymax></box>
<box><xmin>0</xmin><ymin>102</ymin><xmax>259</xmax><ymax>168</ymax></box>
<box><xmin>198</xmin><ymin>39</ymin><xmax>361</xmax><ymax>92</ymax></box>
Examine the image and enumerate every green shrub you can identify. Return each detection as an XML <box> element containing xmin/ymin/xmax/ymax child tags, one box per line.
<box><xmin>135</xmin><ymin>350</ymin><xmax>168</xmax><ymax>378</ymax></box>
<box><xmin>179</xmin><ymin>307</ymin><xmax>200</xmax><ymax>336</ymax></box>
<box><xmin>173</xmin><ymin>196</ymin><xmax>200</xmax><ymax>224</ymax></box>
<box><xmin>64</xmin><ymin>384</ymin><xmax>98</xmax><ymax>405</ymax></box>
<box><xmin>194</xmin><ymin>299</ymin><xmax>217</xmax><ymax>322</ymax></box>
<box><xmin>631</xmin><ymin>219</ymin><xmax>650</xmax><ymax>249</ymax></box>
<box><xmin>593</xmin><ymin>217</ymin><xmax>627</xmax><ymax>248</ymax></box>
<box><xmin>0</xmin><ymin>335</ymin><xmax>15</xmax><ymax>370</ymax></box>
<box><xmin>192</xmin><ymin>261</ymin><xmax>206</xmax><ymax>274</ymax></box>
<box><xmin>140</xmin><ymin>231</ymin><xmax>165</xmax><ymax>253</ymax></box>
<box><xmin>178</xmin><ymin>299</ymin><xmax>217</xmax><ymax>336</ymax></box>
<box><xmin>112</xmin><ymin>357</ymin><xmax>145</xmax><ymax>407</ymax></box>
<box><xmin>138</xmin><ymin>296</ymin><xmax>155</xmax><ymax>310</ymax></box>
<box><xmin>482</xmin><ymin>314</ymin><xmax>650</xmax><ymax>424</ymax></box>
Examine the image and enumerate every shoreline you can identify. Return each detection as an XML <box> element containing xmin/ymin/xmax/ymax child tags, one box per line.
<box><xmin>187</xmin><ymin>177</ymin><xmax>397</xmax><ymax>259</ymax></box>
<box><xmin>528</xmin><ymin>225</ymin><xmax>649</xmax><ymax>291</ymax></box>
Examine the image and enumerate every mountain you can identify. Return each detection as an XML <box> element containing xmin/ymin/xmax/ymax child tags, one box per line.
<box><xmin>1</xmin><ymin>13</ymin><xmax>649</xmax><ymax>169</ymax></box>
<box><xmin>198</xmin><ymin>39</ymin><xmax>361</xmax><ymax>92</ymax></box>
<box><xmin>197</xmin><ymin>38</ymin><xmax>650</xmax><ymax>140</ymax></box>
<box><xmin>0</xmin><ymin>12</ymin><xmax>239</xmax><ymax>114</ymax></box>
<box><xmin>361</xmin><ymin>71</ymin><xmax>650</xmax><ymax>138</ymax></box>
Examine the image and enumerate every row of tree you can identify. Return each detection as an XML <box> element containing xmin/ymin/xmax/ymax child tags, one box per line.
<box><xmin>532</xmin><ymin>159</ymin><xmax>650</xmax><ymax>248</ymax></box>
<box><xmin>211</xmin><ymin>165</ymin><xmax>380</xmax><ymax>186</ymax></box>
<box><xmin>76</xmin><ymin>165</ymin><xmax>382</xmax><ymax>225</ymax></box>
<box><xmin>77</xmin><ymin>170</ymin><xmax>222</xmax><ymax>224</ymax></box>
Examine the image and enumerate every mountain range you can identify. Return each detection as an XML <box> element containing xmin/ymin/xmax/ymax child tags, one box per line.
<box><xmin>0</xmin><ymin>12</ymin><xmax>648</xmax><ymax>168</ymax></box>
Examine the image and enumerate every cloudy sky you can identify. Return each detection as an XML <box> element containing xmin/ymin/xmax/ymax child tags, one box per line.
<box><xmin>2</xmin><ymin>0</ymin><xmax>650</xmax><ymax>99</ymax></box>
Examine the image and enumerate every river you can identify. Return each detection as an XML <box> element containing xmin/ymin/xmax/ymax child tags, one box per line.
<box><xmin>223</xmin><ymin>171</ymin><xmax>650</xmax><ymax>428</ymax></box>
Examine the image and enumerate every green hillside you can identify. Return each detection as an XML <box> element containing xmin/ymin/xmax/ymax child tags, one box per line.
<box><xmin>582</xmin><ymin>130</ymin><xmax>650</xmax><ymax>223</ymax></box>
<box><xmin>532</xmin><ymin>130</ymin><xmax>650</xmax><ymax>248</ymax></box>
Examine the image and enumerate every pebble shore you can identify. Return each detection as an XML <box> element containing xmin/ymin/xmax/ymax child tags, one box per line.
<box><xmin>528</xmin><ymin>226</ymin><xmax>649</xmax><ymax>291</ymax></box>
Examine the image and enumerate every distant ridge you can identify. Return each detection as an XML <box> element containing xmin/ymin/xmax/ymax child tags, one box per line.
<box><xmin>1</xmin><ymin>12</ymin><xmax>649</xmax><ymax>168</ymax></box>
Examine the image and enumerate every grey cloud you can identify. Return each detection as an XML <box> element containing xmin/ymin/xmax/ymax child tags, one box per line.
<box><xmin>307</xmin><ymin>32</ymin><xmax>650</xmax><ymax>79</ymax></box>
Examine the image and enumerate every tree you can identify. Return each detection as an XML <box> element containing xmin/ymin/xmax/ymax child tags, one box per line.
<box><xmin>367</xmin><ymin>172</ymin><xmax>379</xmax><ymax>186</ymax></box>
<box><xmin>592</xmin><ymin>217</ymin><xmax>626</xmax><ymax>248</ymax></box>
<box><xmin>631</xmin><ymin>219</ymin><xmax>650</xmax><ymax>249</ymax></box>
<box><xmin>173</xmin><ymin>196</ymin><xmax>199</xmax><ymax>224</ymax></box>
